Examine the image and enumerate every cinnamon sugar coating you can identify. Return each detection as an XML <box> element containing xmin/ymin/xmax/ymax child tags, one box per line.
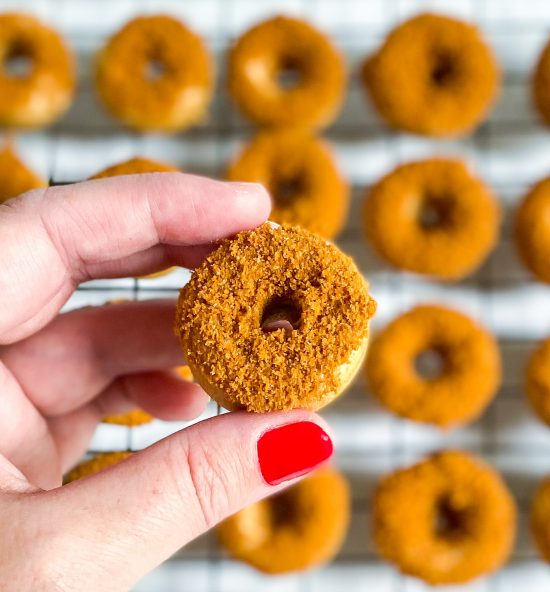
<box><xmin>228</xmin><ymin>16</ymin><xmax>346</xmax><ymax>130</ymax></box>
<box><xmin>363</xmin><ymin>158</ymin><xmax>500</xmax><ymax>280</ymax></box>
<box><xmin>218</xmin><ymin>467</ymin><xmax>349</xmax><ymax>573</ymax></box>
<box><xmin>0</xmin><ymin>13</ymin><xmax>75</xmax><ymax>128</ymax></box>
<box><xmin>362</xmin><ymin>13</ymin><xmax>500</xmax><ymax>137</ymax></box>
<box><xmin>96</xmin><ymin>15</ymin><xmax>213</xmax><ymax>132</ymax></box>
<box><xmin>64</xmin><ymin>452</ymin><xmax>132</xmax><ymax>484</ymax></box>
<box><xmin>0</xmin><ymin>144</ymin><xmax>45</xmax><ymax>203</ymax></box>
<box><xmin>366</xmin><ymin>305</ymin><xmax>501</xmax><ymax>428</ymax></box>
<box><xmin>374</xmin><ymin>451</ymin><xmax>516</xmax><ymax>585</ymax></box>
<box><xmin>227</xmin><ymin>129</ymin><xmax>349</xmax><ymax>239</ymax></box>
<box><xmin>175</xmin><ymin>224</ymin><xmax>376</xmax><ymax>412</ymax></box>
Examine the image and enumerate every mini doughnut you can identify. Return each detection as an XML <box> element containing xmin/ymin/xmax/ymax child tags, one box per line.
<box><xmin>514</xmin><ymin>176</ymin><xmax>550</xmax><ymax>283</ymax></box>
<box><xmin>64</xmin><ymin>451</ymin><xmax>132</xmax><ymax>484</ymax></box>
<box><xmin>0</xmin><ymin>144</ymin><xmax>45</xmax><ymax>203</ymax></box>
<box><xmin>373</xmin><ymin>450</ymin><xmax>516</xmax><ymax>585</ymax></box>
<box><xmin>228</xmin><ymin>16</ymin><xmax>346</xmax><ymax>130</ymax></box>
<box><xmin>90</xmin><ymin>157</ymin><xmax>179</xmax><ymax>278</ymax></box>
<box><xmin>533</xmin><ymin>39</ymin><xmax>550</xmax><ymax>128</ymax></box>
<box><xmin>0</xmin><ymin>13</ymin><xmax>75</xmax><ymax>128</ymax></box>
<box><xmin>366</xmin><ymin>305</ymin><xmax>501</xmax><ymax>428</ymax></box>
<box><xmin>362</xmin><ymin>13</ymin><xmax>500</xmax><ymax>137</ymax></box>
<box><xmin>227</xmin><ymin>130</ymin><xmax>349</xmax><ymax>239</ymax></box>
<box><xmin>103</xmin><ymin>409</ymin><xmax>153</xmax><ymax>427</ymax></box>
<box><xmin>363</xmin><ymin>159</ymin><xmax>500</xmax><ymax>280</ymax></box>
<box><xmin>96</xmin><ymin>15</ymin><xmax>213</xmax><ymax>132</ymax></box>
<box><xmin>218</xmin><ymin>467</ymin><xmax>349</xmax><ymax>573</ymax></box>
<box><xmin>525</xmin><ymin>338</ymin><xmax>550</xmax><ymax>425</ymax></box>
<box><xmin>531</xmin><ymin>476</ymin><xmax>550</xmax><ymax>562</ymax></box>
<box><xmin>89</xmin><ymin>156</ymin><xmax>179</xmax><ymax>179</ymax></box>
<box><xmin>102</xmin><ymin>366</ymin><xmax>192</xmax><ymax>426</ymax></box>
<box><xmin>175</xmin><ymin>223</ymin><xmax>376</xmax><ymax>412</ymax></box>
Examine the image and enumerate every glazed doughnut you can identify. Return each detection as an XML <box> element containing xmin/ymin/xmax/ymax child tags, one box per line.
<box><xmin>175</xmin><ymin>223</ymin><xmax>376</xmax><ymax>412</ymax></box>
<box><xmin>363</xmin><ymin>159</ymin><xmax>500</xmax><ymax>280</ymax></box>
<box><xmin>64</xmin><ymin>451</ymin><xmax>132</xmax><ymax>484</ymax></box>
<box><xmin>531</xmin><ymin>476</ymin><xmax>550</xmax><ymax>562</ymax></box>
<box><xmin>362</xmin><ymin>13</ymin><xmax>500</xmax><ymax>137</ymax></box>
<box><xmin>227</xmin><ymin>129</ymin><xmax>349</xmax><ymax>239</ymax></box>
<box><xmin>90</xmin><ymin>157</ymin><xmax>180</xmax><ymax>278</ymax></box>
<box><xmin>525</xmin><ymin>338</ymin><xmax>550</xmax><ymax>425</ymax></box>
<box><xmin>0</xmin><ymin>143</ymin><xmax>45</xmax><ymax>203</ymax></box>
<box><xmin>533</xmin><ymin>39</ymin><xmax>550</xmax><ymax>128</ymax></box>
<box><xmin>218</xmin><ymin>467</ymin><xmax>349</xmax><ymax>573</ymax></box>
<box><xmin>373</xmin><ymin>450</ymin><xmax>516</xmax><ymax>585</ymax></box>
<box><xmin>0</xmin><ymin>13</ymin><xmax>75</xmax><ymax>128</ymax></box>
<box><xmin>228</xmin><ymin>16</ymin><xmax>346</xmax><ymax>130</ymax></box>
<box><xmin>514</xmin><ymin>176</ymin><xmax>550</xmax><ymax>283</ymax></box>
<box><xmin>366</xmin><ymin>305</ymin><xmax>501</xmax><ymax>428</ymax></box>
<box><xmin>96</xmin><ymin>15</ymin><xmax>213</xmax><ymax>132</ymax></box>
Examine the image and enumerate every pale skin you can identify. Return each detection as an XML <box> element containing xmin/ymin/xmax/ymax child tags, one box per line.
<box><xmin>0</xmin><ymin>173</ymin><xmax>328</xmax><ymax>591</ymax></box>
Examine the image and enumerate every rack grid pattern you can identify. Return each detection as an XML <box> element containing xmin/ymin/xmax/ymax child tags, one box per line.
<box><xmin>8</xmin><ymin>0</ymin><xmax>550</xmax><ymax>589</ymax></box>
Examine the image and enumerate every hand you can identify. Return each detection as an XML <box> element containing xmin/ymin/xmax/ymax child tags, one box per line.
<box><xmin>0</xmin><ymin>173</ymin><xmax>333</xmax><ymax>591</ymax></box>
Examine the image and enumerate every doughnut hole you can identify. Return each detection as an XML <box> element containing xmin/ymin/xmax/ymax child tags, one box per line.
<box><xmin>3</xmin><ymin>42</ymin><xmax>34</xmax><ymax>78</ymax></box>
<box><xmin>434</xmin><ymin>495</ymin><xmax>471</xmax><ymax>540</ymax></box>
<box><xmin>270</xmin><ymin>489</ymin><xmax>299</xmax><ymax>528</ymax></box>
<box><xmin>271</xmin><ymin>173</ymin><xmax>306</xmax><ymax>206</ymax></box>
<box><xmin>414</xmin><ymin>347</ymin><xmax>447</xmax><ymax>381</ymax></box>
<box><xmin>276</xmin><ymin>55</ymin><xmax>305</xmax><ymax>91</ymax></box>
<box><xmin>418</xmin><ymin>192</ymin><xmax>458</xmax><ymax>231</ymax></box>
<box><xmin>144</xmin><ymin>57</ymin><xmax>165</xmax><ymax>81</ymax></box>
<box><xmin>430</xmin><ymin>50</ymin><xmax>458</xmax><ymax>87</ymax></box>
<box><xmin>261</xmin><ymin>294</ymin><xmax>302</xmax><ymax>333</ymax></box>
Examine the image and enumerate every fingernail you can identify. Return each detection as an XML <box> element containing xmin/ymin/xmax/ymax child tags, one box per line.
<box><xmin>231</xmin><ymin>181</ymin><xmax>267</xmax><ymax>197</ymax></box>
<box><xmin>257</xmin><ymin>421</ymin><xmax>333</xmax><ymax>486</ymax></box>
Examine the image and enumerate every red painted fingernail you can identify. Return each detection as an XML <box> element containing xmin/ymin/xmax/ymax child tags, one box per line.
<box><xmin>257</xmin><ymin>421</ymin><xmax>333</xmax><ymax>486</ymax></box>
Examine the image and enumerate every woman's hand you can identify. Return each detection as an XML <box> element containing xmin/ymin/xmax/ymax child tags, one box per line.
<box><xmin>0</xmin><ymin>173</ymin><xmax>333</xmax><ymax>591</ymax></box>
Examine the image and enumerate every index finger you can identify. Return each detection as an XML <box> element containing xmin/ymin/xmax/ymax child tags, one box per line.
<box><xmin>0</xmin><ymin>173</ymin><xmax>270</xmax><ymax>344</ymax></box>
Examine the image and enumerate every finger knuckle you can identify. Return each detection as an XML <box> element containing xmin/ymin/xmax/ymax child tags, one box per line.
<box><xmin>171</xmin><ymin>436</ymin><xmax>234</xmax><ymax>531</ymax></box>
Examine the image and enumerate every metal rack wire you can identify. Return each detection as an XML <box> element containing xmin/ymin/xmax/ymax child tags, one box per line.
<box><xmin>9</xmin><ymin>0</ymin><xmax>550</xmax><ymax>589</ymax></box>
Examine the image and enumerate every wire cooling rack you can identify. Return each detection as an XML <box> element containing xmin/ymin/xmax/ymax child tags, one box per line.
<box><xmin>8</xmin><ymin>0</ymin><xmax>550</xmax><ymax>589</ymax></box>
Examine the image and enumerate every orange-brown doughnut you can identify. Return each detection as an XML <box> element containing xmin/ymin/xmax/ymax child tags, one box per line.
<box><xmin>0</xmin><ymin>143</ymin><xmax>45</xmax><ymax>203</ymax></box>
<box><xmin>218</xmin><ymin>467</ymin><xmax>349</xmax><ymax>573</ymax></box>
<box><xmin>90</xmin><ymin>157</ymin><xmax>179</xmax><ymax>278</ymax></box>
<box><xmin>64</xmin><ymin>451</ymin><xmax>132</xmax><ymax>484</ymax></box>
<box><xmin>514</xmin><ymin>176</ymin><xmax>550</xmax><ymax>283</ymax></box>
<box><xmin>366</xmin><ymin>305</ymin><xmax>501</xmax><ymax>428</ymax></box>
<box><xmin>227</xmin><ymin>130</ymin><xmax>349</xmax><ymax>239</ymax></box>
<box><xmin>96</xmin><ymin>15</ymin><xmax>213</xmax><ymax>132</ymax></box>
<box><xmin>175</xmin><ymin>223</ymin><xmax>376</xmax><ymax>412</ymax></box>
<box><xmin>0</xmin><ymin>13</ymin><xmax>75</xmax><ymax>128</ymax></box>
<box><xmin>89</xmin><ymin>156</ymin><xmax>179</xmax><ymax>179</ymax></box>
<box><xmin>533</xmin><ymin>38</ymin><xmax>550</xmax><ymax>128</ymax></box>
<box><xmin>373</xmin><ymin>450</ymin><xmax>516</xmax><ymax>584</ymax></box>
<box><xmin>228</xmin><ymin>16</ymin><xmax>346</xmax><ymax>130</ymax></box>
<box><xmin>102</xmin><ymin>409</ymin><xmax>153</xmax><ymax>427</ymax></box>
<box><xmin>363</xmin><ymin>159</ymin><xmax>500</xmax><ymax>280</ymax></box>
<box><xmin>525</xmin><ymin>337</ymin><xmax>550</xmax><ymax>425</ymax></box>
<box><xmin>362</xmin><ymin>13</ymin><xmax>500</xmax><ymax>137</ymax></box>
<box><xmin>531</xmin><ymin>476</ymin><xmax>550</xmax><ymax>562</ymax></box>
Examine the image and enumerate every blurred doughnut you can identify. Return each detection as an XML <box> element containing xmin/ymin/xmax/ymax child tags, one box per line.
<box><xmin>227</xmin><ymin>129</ymin><xmax>348</xmax><ymax>239</ymax></box>
<box><xmin>362</xmin><ymin>13</ymin><xmax>499</xmax><ymax>137</ymax></box>
<box><xmin>228</xmin><ymin>16</ymin><xmax>346</xmax><ymax>130</ymax></box>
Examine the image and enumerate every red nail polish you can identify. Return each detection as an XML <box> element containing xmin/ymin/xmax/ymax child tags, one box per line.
<box><xmin>257</xmin><ymin>421</ymin><xmax>333</xmax><ymax>486</ymax></box>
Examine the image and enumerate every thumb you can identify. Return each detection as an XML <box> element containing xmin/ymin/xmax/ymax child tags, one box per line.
<box><xmin>33</xmin><ymin>410</ymin><xmax>332</xmax><ymax>591</ymax></box>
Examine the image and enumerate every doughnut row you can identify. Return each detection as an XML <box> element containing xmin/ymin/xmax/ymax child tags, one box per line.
<box><xmin>5</xmin><ymin>11</ymin><xmax>550</xmax><ymax>134</ymax></box>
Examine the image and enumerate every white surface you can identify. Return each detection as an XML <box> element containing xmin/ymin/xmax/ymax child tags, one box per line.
<box><xmin>12</xmin><ymin>0</ymin><xmax>550</xmax><ymax>589</ymax></box>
